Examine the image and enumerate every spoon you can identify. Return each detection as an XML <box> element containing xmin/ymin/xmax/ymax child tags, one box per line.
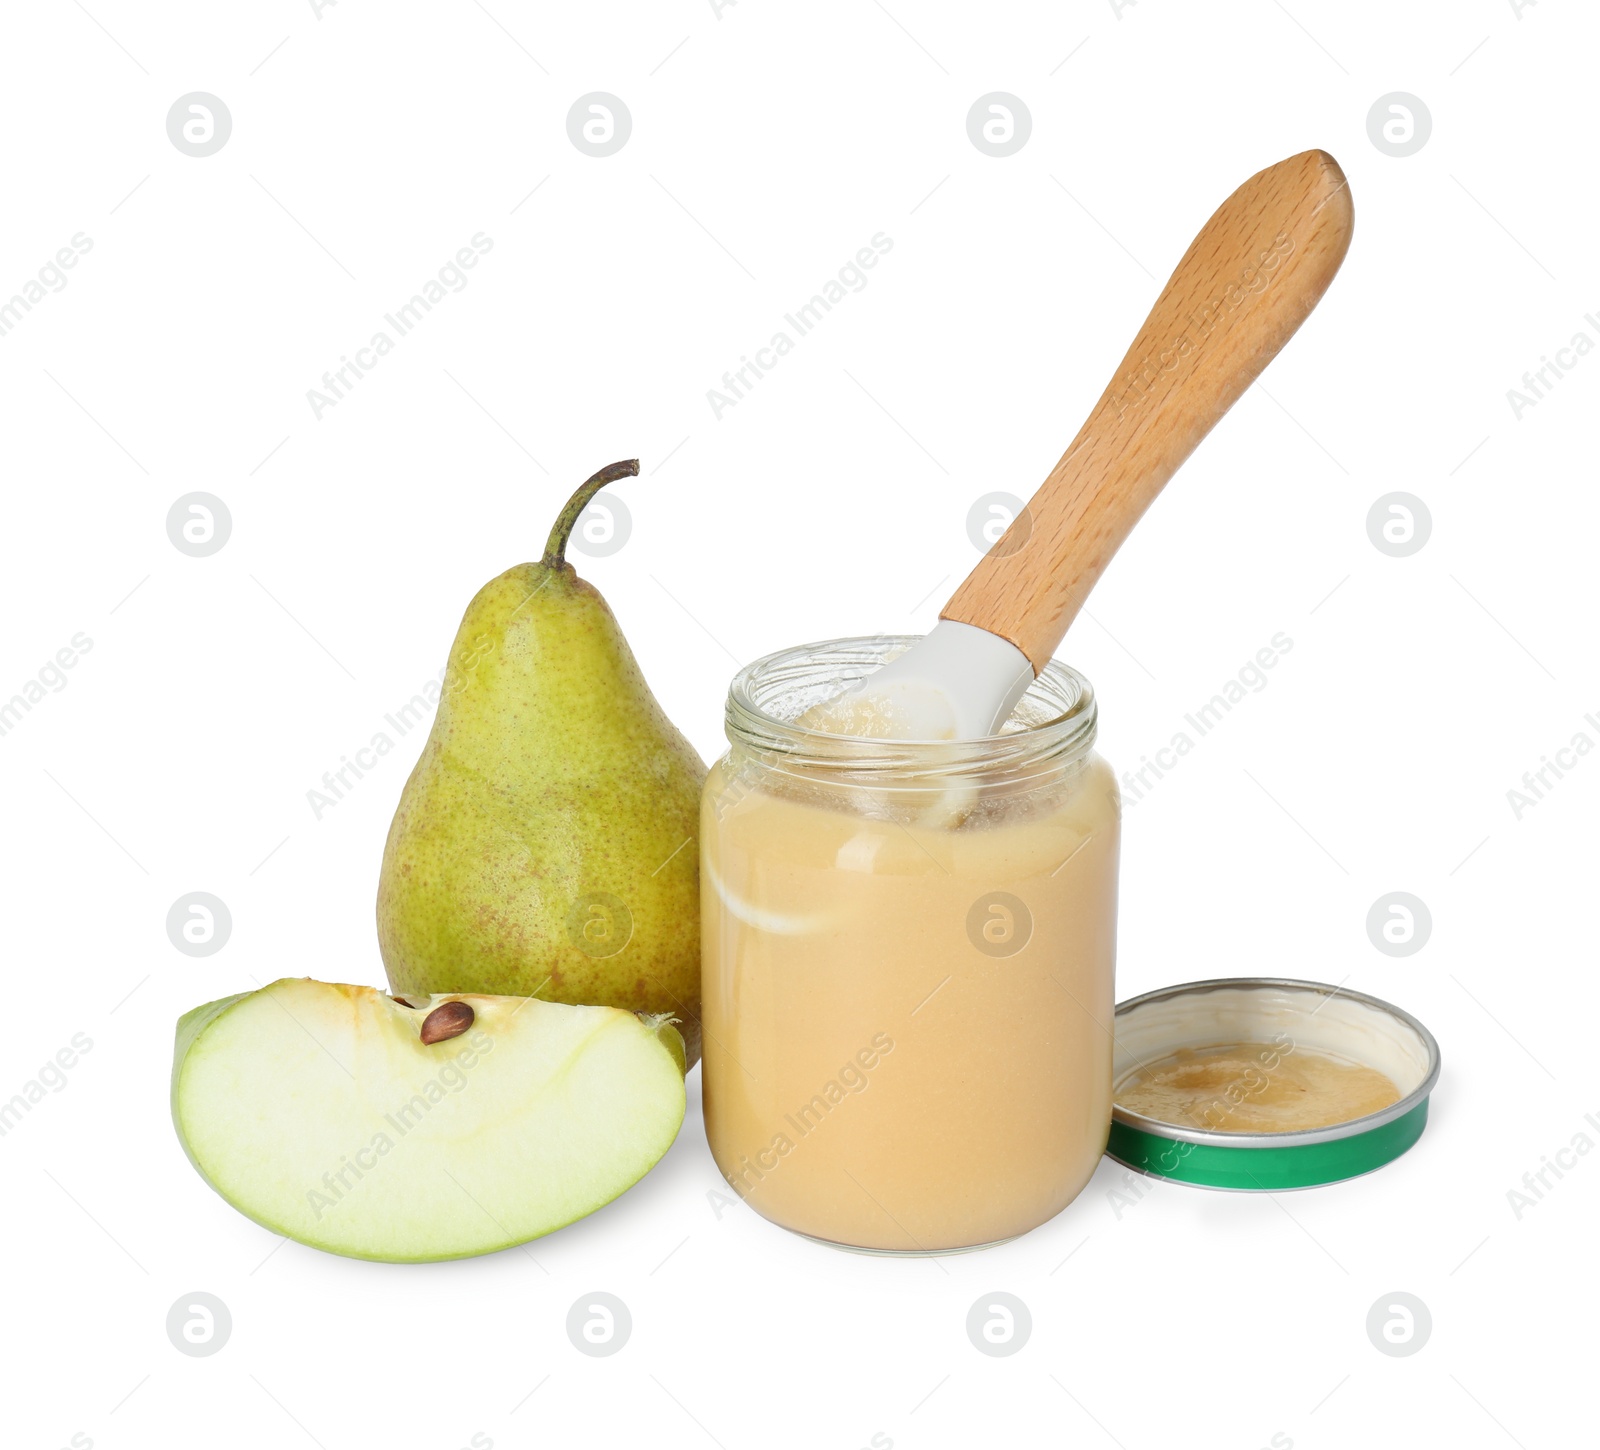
<box><xmin>842</xmin><ymin>149</ymin><xmax>1355</xmax><ymax>740</ymax></box>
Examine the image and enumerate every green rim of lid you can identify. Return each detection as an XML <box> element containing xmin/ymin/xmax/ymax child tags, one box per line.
<box><xmin>1107</xmin><ymin>1098</ymin><xmax>1430</xmax><ymax>1190</ymax></box>
<box><xmin>1107</xmin><ymin>977</ymin><xmax>1440</xmax><ymax>1192</ymax></box>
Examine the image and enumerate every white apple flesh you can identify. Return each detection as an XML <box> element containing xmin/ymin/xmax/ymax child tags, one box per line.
<box><xmin>171</xmin><ymin>978</ymin><xmax>686</xmax><ymax>1262</ymax></box>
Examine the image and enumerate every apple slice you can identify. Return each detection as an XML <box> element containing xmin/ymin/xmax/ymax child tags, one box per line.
<box><xmin>172</xmin><ymin>978</ymin><xmax>686</xmax><ymax>1262</ymax></box>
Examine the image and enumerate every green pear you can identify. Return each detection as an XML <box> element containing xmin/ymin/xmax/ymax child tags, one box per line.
<box><xmin>377</xmin><ymin>461</ymin><xmax>706</xmax><ymax>1061</ymax></box>
<box><xmin>172</xmin><ymin>979</ymin><xmax>687</xmax><ymax>1262</ymax></box>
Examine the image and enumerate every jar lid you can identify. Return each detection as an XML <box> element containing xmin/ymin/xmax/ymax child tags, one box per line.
<box><xmin>1107</xmin><ymin>977</ymin><xmax>1441</xmax><ymax>1191</ymax></box>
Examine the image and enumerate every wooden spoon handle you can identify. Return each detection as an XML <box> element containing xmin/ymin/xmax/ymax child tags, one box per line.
<box><xmin>942</xmin><ymin>148</ymin><xmax>1354</xmax><ymax>672</ymax></box>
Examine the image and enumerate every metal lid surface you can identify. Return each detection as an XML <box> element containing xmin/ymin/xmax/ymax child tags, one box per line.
<box><xmin>1108</xmin><ymin>977</ymin><xmax>1441</xmax><ymax>1191</ymax></box>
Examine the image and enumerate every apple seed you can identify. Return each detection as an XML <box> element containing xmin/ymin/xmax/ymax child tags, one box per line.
<box><xmin>420</xmin><ymin>1000</ymin><xmax>475</xmax><ymax>1045</ymax></box>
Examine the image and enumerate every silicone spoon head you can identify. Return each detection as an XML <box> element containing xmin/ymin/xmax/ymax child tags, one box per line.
<box><xmin>804</xmin><ymin>620</ymin><xmax>1034</xmax><ymax>742</ymax></box>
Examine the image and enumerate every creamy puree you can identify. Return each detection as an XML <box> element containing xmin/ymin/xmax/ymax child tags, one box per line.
<box><xmin>1115</xmin><ymin>1041</ymin><xmax>1401</xmax><ymax>1134</ymax></box>
<box><xmin>700</xmin><ymin>753</ymin><xmax>1119</xmax><ymax>1252</ymax></box>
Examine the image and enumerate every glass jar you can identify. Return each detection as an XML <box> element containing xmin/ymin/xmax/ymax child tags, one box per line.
<box><xmin>700</xmin><ymin>636</ymin><xmax>1119</xmax><ymax>1253</ymax></box>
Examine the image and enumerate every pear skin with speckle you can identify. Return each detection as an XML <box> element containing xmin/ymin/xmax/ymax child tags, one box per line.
<box><xmin>377</xmin><ymin>462</ymin><xmax>706</xmax><ymax>1062</ymax></box>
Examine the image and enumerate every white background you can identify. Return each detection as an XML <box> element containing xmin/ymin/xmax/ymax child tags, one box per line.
<box><xmin>3</xmin><ymin>1</ymin><xmax>1595</xmax><ymax>1446</ymax></box>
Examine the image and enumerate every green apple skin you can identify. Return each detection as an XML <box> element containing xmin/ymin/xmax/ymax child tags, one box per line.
<box><xmin>377</xmin><ymin>547</ymin><xmax>706</xmax><ymax>1062</ymax></box>
<box><xmin>171</xmin><ymin>979</ymin><xmax>687</xmax><ymax>1263</ymax></box>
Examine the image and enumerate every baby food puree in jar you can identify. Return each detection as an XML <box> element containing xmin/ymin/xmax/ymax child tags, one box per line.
<box><xmin>697</xmin><ymin>154</ymin><xmax>1363</xmax><ymax>1244</ymax></box>
<box><xmin>701</xmin><ymin>638</ymin><xmax>1119</xmax><ymax>1252</ymax></box>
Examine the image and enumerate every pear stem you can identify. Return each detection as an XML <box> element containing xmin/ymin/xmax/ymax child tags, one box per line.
<box><xmin>542</xmin><ymin>459</ymin><xmax>640</xmax><ymax>567</ymax></box>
